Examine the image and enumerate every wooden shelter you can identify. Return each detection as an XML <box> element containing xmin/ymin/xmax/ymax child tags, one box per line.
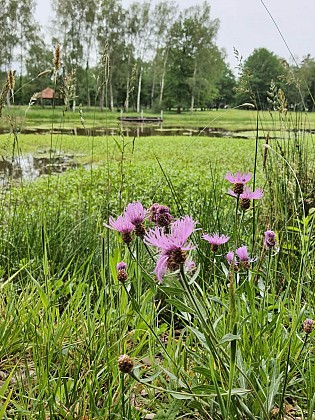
<box><xmin>40</xmin><ymin>87</ymin><xmax>62</xmax><ymax>107</ymax></box>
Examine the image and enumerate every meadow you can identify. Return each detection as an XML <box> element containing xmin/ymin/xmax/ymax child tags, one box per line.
<box><xmin>0</xmin><ymin>104</ymin><xmax>314</xmax><ymax>419</ymax></box>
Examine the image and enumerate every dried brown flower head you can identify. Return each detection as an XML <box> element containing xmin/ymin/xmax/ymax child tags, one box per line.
<box><xmin>303</xmin><ymin>319</ymin><xmax>315</xmax><ymax>334</ymax></box>
<box><xmin>118</xmin><ymin>354</ymin><xmax>133</xmax><ymax>374</ymax></box>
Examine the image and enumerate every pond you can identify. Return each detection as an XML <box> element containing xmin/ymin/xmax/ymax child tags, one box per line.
<box><xmin>0</xmin><ymin>125</ymin><xmax>264</xmax><ymax>139</ymax></box>
<box><xmin>0</xmin><ymin>152</ymin><xmax>82</xmax><ymax>186</ymax></box>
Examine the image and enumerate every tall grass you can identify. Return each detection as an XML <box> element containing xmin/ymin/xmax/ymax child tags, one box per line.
<box><xmin>0</xmin><ymin>54</ymin><xmax>314</xmax><ymax>420</ymax></box>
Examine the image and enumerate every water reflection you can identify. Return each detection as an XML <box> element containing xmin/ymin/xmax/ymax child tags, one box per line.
<box><xmin>0</xmin><ymin>125</ymin><xmax>253</xmax><ymax>139</ymax></box>
<box><xmin>0</xmin><ymin>153</ymin><xmax>81</xmax><ymax>186</ymax></box>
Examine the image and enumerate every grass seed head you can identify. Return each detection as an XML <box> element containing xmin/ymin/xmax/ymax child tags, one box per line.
<box><xmin>54</xmin><ymin>44</ymin><xmax>61</xmax><ymax>72</ymax></box>
<box><xmin>7</xmin><ymin>69</ymin><xmax>15</xmax><ymax>92</ymax></box>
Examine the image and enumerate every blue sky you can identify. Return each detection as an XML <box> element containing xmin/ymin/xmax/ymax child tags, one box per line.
<box><xmin>35</xmin><ymin>0</ymin><xmax>315</xmax><ymax>70</ymax></box>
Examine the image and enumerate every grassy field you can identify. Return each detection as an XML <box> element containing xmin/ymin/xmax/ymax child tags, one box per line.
<box><xmin>0</xmin><ymin>106</ymin><xmax>314</xmax><ymax>418</ymax></box>
<box><xmin>1</xmin><ymin>105</ymin><xmax>315</xmax><ymax>131</ymax></box>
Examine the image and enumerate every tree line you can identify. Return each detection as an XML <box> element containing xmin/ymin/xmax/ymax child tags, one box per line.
<box><xmin>0</xmin><ymin>0</ymin><xmax>314</xmax><ymax>111</ymax></box>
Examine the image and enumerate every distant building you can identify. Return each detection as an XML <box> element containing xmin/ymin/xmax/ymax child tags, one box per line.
<box><xmin>40</xmin><ymin>87</ymin><xmax>63</xmax><ymax>107</ymax></box>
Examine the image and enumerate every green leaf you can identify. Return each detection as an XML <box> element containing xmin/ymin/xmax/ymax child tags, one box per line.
<box><xmin>192</xmin><ymin>367</ymin><xmax>213</xmax><ymax>380</ymax></box>
<box><xmin>159</xmin><ymin>286</ymin><xmax>185</xmax><ymax>296</ymax></box>
<box><xmin>140</xmin><ymin>371</ymin><xmax>161</xmax><ymax>383</ymax></box>
<box><xmin>0</xmin><ymin>367</ymin><xmax>15</xmax><ymax>419</ymax></box>
<box><xmin>30</xmin><ymin>276</ymin><xmax>49</xmax><ymax>309</ymax></box>
<box><xmin>170</xmin><ymin>392</ymin><xmax>192</xmax><ymax>400</ymax></box>
<box><xmin>218</xmin><ymin>333</ymin><xmax>241</xmax><ymax>345</ymax></box>
<box><xmin>166</xmin><ymin>298</ymin><xmax>195</xmax><ymax>314</ymax></box>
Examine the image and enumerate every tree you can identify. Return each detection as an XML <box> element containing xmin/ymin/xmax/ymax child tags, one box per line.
<box><xmin>15</xmin><ymin>0</ymin><xmax>38</xmax><ymax>103</ymax></box>
<box><xmin>164</xmin><ymin>1</ymin><xmax>223</xmax><ymax>112</ymax></box>
<box><xmin>213</xmin><ymin>64</ymin><xmax>236</xmax><ymax>109</ymax></box>
<box><xmin>97</xmin><ymin>0</ymin><xmax>127</xmax><ymax>110</ymax></box>
<box><xmin>149</xmin><ymin>0</ymin><xmax>177</xmax><ymax>109</ymax></box>
<box><xmin>125</xmin><ymin>1</ymin><xmax>153</xmax><ymax>113</ymax></box>
<box><xmin>51</xmin><ymin>0</ymin><xmax>99</xmax><ymax>110</ymax></box>
<box><xmin>236</xmin><ymin>48</ymin><xmax>286</xmax><ymax>109</ymax></box>
<box><xmin>0</xmin><ymin>0</ymin><xmax>18</xmax><ymax>71</ymax></box>
<box><xmin>0</xmin><ymin>0</ymin><xmax>37</xmax><ymax>104</ymax></box>
<box><xmin>24</xmin><ymin>36</ymin><xmax>53</xmax><ymax>102</ymax></box>
<box><xmin>297</xmin><ymin>55</ymin><xmax>315</xmax><ymax>111</ymax></box>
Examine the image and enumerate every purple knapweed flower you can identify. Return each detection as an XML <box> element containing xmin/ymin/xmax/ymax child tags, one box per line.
<box><xmin>144</xmin><ymin>216</ymin><xmax>197</xmax><ymax>282</ymax></box>
<box><xmin>264</xmin><ymin>230</ymin><xmax>277</xmax><ymax>250</ymax></box>
<box><xmin>185</xmin><ymin>259</ymin><xmax>196</xmax><ymax>272</ymax></box>
<box><xmin>303</xmin><ymin>318</ymin><xmax>315</xmax><ymax>334</ymax></box>
<box><xmin>116</xmin><ymin>261</ymin><xmax>128</xmax><ymax>282</ymax></box>
<box><xmin>104</xmin><ymin>214</ymin><xmax>134</xmax><ymax>244</ymax></box>
<box><xmin>226</xmin><ymin>251</ymin><xmax>239</xmax><ymax>271</ymax></box>
<box><xmin>202</xmin><ymin>233</ymin><xmax>230</xmax><ymax>252</ymax></box>
<box><xmin>125</xmin><ymin>202</ymin><xmax>146</xmax><ymax>225</ymax></box>
<box><xmin>226</xmin><ymin>251</ymin><xmax>235</xmax><ymax>265</ymax></box>
<box><xmin>225</xmin><ymin>171</ymin><xmax>252</xmax><ymax>194</ymax></box>
<box><xmin>228</xmin><ymin>187</ymin><xmax>263</xmax><ymax>210</ymax></box>
<box><xmin>236</xmin><ymin>245</ymin><xmax>255</xmax><ymax>268</ymax></box>
<box><xmin>125</xmin><ymin>201</ymin><xmax>147</xmax><ymax>238</ymax></box>
<box><xmin>116</xmin><ymin>261</ymin><xmax>127</xmax><ymax>271</ymax></box>
<box><xmin>149</xmin><ymin>203</ymin><xmax>173</xmax><ymax>228</ymax></box>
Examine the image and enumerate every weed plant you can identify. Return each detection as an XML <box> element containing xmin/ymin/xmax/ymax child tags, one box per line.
<box><xmin>0</xmin><ymin>53</ymin><xmax>314</xmax><ymax>420</ymax></box>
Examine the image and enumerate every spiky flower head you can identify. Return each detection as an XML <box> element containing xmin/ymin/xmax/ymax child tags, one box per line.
<box><xmin>104</xmin><ymin>214</ymin><xmax>134</xmax><ymax>244</ymax></box>
<box><xmin>225</xmin><ymin>171</ymin><xmax>252</xmax><ymax>194</ymax></box>
<box><xmin>303</xmin><ymin>319</ymin><xmax>315</xmax><ymax>334</ymax></box>
<box><xmin>144</xmin><ymin>216</ymin><xmax>197</xmax><ymax>282</ymax></box>
<box><xmin>202</xmin><ymin>233</ymin><xmax>230</xmax><ymax>252</ymax></box>
<box><xmin>125</xmin><ymin>201</ymin><xmax>147</xmax><ymax>238</ymax></box>
<box><xmin>185</xmin><ymin>260</ymin><xmax>196</xmax><ymax>272</ymax></box>
<box><xmin>116</xmin><ymin>261</ymin><xmax>128</xmax><ymax>282</ymax></box>
<box><xmin>226</xmin><ymin>251</ymin><xmax>239</xmax><ymax>271</ymax></box>
<box><xmin>228</xmin><ymin>187</ymin><xmax>263</xmax><ymax>210</ymax></box>
<box><xmin>236</xmin><ymin>246</ymin><xmax>255</xmax><ymax>268</ymax></box>
<box><xmin>0</xmin><ymin>81</ymin><xmax>9</xmax><ymax>117</ymax></box>
<box><xmin>264</xmin><ymin>230</ymin><xmax>277</xmax><ymax>249</ymax></box>
<box><xmin>118</xmin><ymin>354</ymin><xmax>133</xmax><ymax>374</ymax></box>
<box><xmin>149</xmin><ymin>203</ymin><xmax>173</xmax><ymax>227</ymax></box>
<box><xmin>116</xmin><ymin>261</ymin><xmax>127</xmax><ymax>271</ymax></box>
<box><xmin>125</xmin><ymin>201</ymin><xmax>146</xmax><ymax>225</ymax></box>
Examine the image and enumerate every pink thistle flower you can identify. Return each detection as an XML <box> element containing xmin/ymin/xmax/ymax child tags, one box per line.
<box><xmin>144</xmin><ymin>216</ymin><xmax>197</xmax><ymax>282</ymax></box>
<box><xmin>236</xmin><ymin>246</ymin><xmax>249</xmax><ymax>261</ymax></box>
<box><xmin>125</xmin><ymin>201</ymin><xmax>147</xmax><ymax>238</ymax></box>
<box><xmin>125</xmin><ymin>201</ymin><xmax>146</xmax><ymax>225</ymax></box>
<box><xmin>185</xmin><ymin>260</ymin><xmax>196</xmax><ymax>272</ymax></box>
<box><xmin>104</xmin><ymin>214</ymin><xmax>134</xmax><ymax>244</ymax></box>
<box><xmin>236</xmin><ymin>246</ymin><xmax>255</xmax><ymax>268</ymax></box>
<box><xmin>225</xmin><ymin>171</ymin><xmax>252</xmax><ymax>194</ymax></box>
<box><xmin>228</xmin><ymin>187</ymin><xmax>263</xmax><ymax>210</ymax></box>
<box><xmin>226</xmin><ymin>251</ymin><xmax>235</xmax><ymax>265</ymax></box>
<box><xmin>116</xmin><ymin>261</ymin><xmax>127</xmax><ymax>271</ymax></box>
<box><xmin>116</xmin><ymin>261</ymin><xmax>128</xmax><ymax>282</ymax></box>
<box><xmin>149</xmin><ymin>203</ymin><xmax>173</xmax><ymax>227</ymax></box>
<box><xmin>226</xmin><ymin>251</ymin><xmax>239</xmax><ymax>272</ymax></box>
<box><xmin>202</xmin><ymin>233</ymin><xmax>230</xmax><ymax>252</ymax></box>
<box><xmin>303</xmin><ymin>318</ymin><xmax>315</xmax><ymax>334</ymax></box>
<box><xmin>264</xmin><ymin>230</ymin><xmax>277</xmax><ymax>249</ymax></box>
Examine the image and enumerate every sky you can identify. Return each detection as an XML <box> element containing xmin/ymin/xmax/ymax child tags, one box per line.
<box><xmin>35</xmin><ymin>0</ymin><xmax>315</xmax><ymax>71</ymax></box>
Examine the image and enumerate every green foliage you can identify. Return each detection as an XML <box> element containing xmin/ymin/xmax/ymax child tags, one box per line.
<box><xmin>0</xmin><ymin>65</ymin><xmax>315</xmax><ymax>419</ymax></box>
<box><xmin>164</xmin><ymin>3</ymin><xmax>225</xmax><ymax>112</ymax></box>
<box><xmin>236</xmin><ymin>48</ymin><xmax>287</xmax><ymax>109</ymax></box>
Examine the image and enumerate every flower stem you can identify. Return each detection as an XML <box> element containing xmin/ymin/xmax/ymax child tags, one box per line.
<box><xmin>121</xmin><ymin>372</ymin><xmax>126</xmax><ymax>419</ymax></box>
